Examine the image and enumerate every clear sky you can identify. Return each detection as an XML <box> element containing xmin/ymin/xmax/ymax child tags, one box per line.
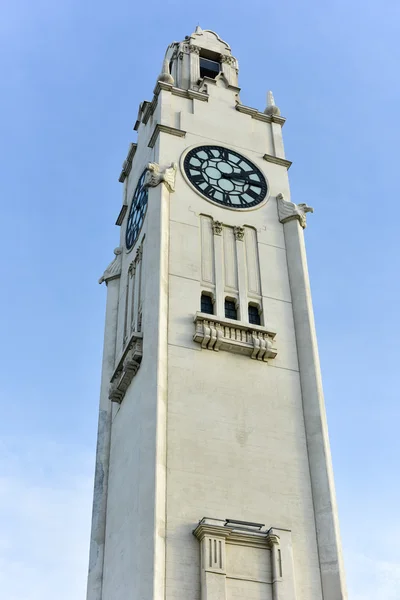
<box><xmin>1</xmin><ymin>0</ymin><xmax>399</xmax><ymax>598</ymax></box>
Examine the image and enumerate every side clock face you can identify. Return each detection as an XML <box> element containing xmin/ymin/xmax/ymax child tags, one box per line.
<box><xmin>125</xmin><ymin>169</ymin><xmax>148</xmax><ymax>250</ymax></box>
<box><xmin>183</xmin><ymin>146</ymin><xmax>267</xmax><ymax>209</ymax></box>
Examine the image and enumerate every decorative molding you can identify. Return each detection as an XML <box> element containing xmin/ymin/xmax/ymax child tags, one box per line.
<box><xmin>148</xmin><ymin>124</ymin><xmax>186</xmax><ymax>149</ymax></box>
<box><xmin>262</xmin><ymin>154</ymin><xmax>292</xmax><ymax>169</ymax></box>
<box><xmin>212</xmin><ymin>220</ymin><xmax>223</xmax><ymax>236</ymax></box>
<box><xmin>109</xmin><ymin>333</ymin><xmax>143</xmax><ymax>403</ymax></box>
<box><xmin>193</xmin><ymin>313</ymin><xmax>277</xmax><ymax>362</ymax></box>
<box><xmin>138</xmin><ymin>84</ymin><xmax>208</xmax><ymax>129</ymax></box>
<box><xmin>156</xmin><ymin>81</ymin><xmax>209</xmax><ymax>102</ymax></box>
<box><xmin>276</xmin><ymin>193</ymin><xmax>314</xmax><ymax>229</ymax></box>
<box><xmin>118</xmin><ymin>143</ymin><xmax>137</xmax><ymax>182</ymax></box>
<box><xmin>98</xmin><ymin>248</ymin><xmax>122</xmax><ymax>285</ymax></box>
<box><xmin>220</xmin><ymin>54</ymin><xmax>235</xmax><ymax>66</ymax></box>
<box><xmin>144</xmin><ymin>162</ymin><xmax>178</xmax><ymax>192</ymax></box>
<box><xmin>236</xmin><ymin>103</ymin><xmax>286</xmax><ymax>126</ymax></box>
<box><xmin>193</xmin><ymin>518</ymin><xmax>280</xmax><ymax>550</ymax></box>
<box><xmin>233</xmin><ymin>226</ymin><xmax>245</xmax><ymax>241</ymax></box>
<box><xmin>189</xmin><ymin>44</ymin><xmax>200</xmax><ymax>55</ymax></box>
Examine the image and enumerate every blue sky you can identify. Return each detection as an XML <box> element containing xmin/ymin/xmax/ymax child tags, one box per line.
<box><xmin>1</xmin><ymin>0</ymin><xmax>399</xmax><ymax>597</ymax></box>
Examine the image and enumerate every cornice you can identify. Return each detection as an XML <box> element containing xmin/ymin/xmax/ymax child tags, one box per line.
<box><xmin>155</xmin><ymin>80</ymin><xmax>209</xmax><ymax>102</ymax></box>
<box><xmin>115</xmin><ymin>204</ymin><xmax>127</xmax><ymax>226</ymax></box>
<box><xmin>236</xmin><ymin>103</ymin><xmax>286</xmax><ymax>126</ymax></box>
<box><xmin>148</xmin><ymin>124</ymin><xmax>186</xmax><ymax>149</ymax></box>
<box><xmin>137</xmin><ymin>84</ymin><xmax>208</xmax><ymax>131</ymax></box>
<box><xmin>118</xmin><ymin>143</ymin><xmax>137</xmax><ymax>182</ymax></box>
<box><xmin>263</xmin><ymin>154</ymin><xmax>292</xmax><ymax>169</ymax></box>
<box><xmin>193</xmin><ymin>518</ymin><xmax>279</xmax><ymax>550</ymax></box>
<box><xmin>193</xmin><ymin>523</ymin><xmax>232</xmax><ymax>542</ymax></box>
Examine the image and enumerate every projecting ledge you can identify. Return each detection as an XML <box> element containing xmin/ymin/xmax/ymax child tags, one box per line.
<box><xmin>193</xmin><ymin>312</ymin><xmax>277</xmax><ymax>362</ymax></box>
<box><xmin>109</xmin><ymin>333</ymin><xmax>143</xmax><ymax>403</ymax></box>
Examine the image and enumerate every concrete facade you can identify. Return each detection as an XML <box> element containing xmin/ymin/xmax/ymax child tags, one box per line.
<box><xmin>87</xmin><ymin>27</ymin><xmax>347</xmax><ymax>600</ymax></box>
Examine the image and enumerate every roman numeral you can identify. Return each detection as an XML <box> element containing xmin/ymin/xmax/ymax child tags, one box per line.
<box><xmin>204</xmin><ymin>147</ymin><xmax>214</xmax><ymax>158</ymax></box>
<box><xmin>246</xmin><ymin>189</ymin><xmax>259</xmax><ymax>200</ymax></box>
<box><xmin>204</xmin><ymin>185</ymin><xmax>215</xmax><ymax>197</ymax></box>
<box><xmin>192</xmin><ymin>174</ymin><xmax>204</xmax><ymax>184</ymax></box>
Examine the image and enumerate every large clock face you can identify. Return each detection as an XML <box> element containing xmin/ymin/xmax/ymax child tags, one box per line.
<box><xmin>125</xmin><ymin>169</ymin><xmax>148</xmax><ymax>251</ymax></box>
<box><xmin>183</xmin><ymin>146</ymin><xmax>267</xmax><ymax>209</ymax></box>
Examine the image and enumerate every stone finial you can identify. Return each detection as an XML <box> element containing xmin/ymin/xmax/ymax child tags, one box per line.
<box><xmin>157</xmin><ymin>57</ymin><xmax>174</xmax><ymax>85</ymax></box>
<box><xmin>144</xmin><ymin>162</ymin><xmax>178</xmax><ymax>193</ymax></box>
<box><xmin>276</xmin><ymin>193</ymin><xmax>314</xmax><ymax>229</ymax></box>
<box><xmin>264</xmin><ymin>90</ymin><xmax>281</xmax><ymax>116</ymax></box>
<box><xmin>99</xmin><ymin>248</ymin><xmax>122</xmax><ymax>284</ymax></box>
<box><xmin>194</xmin><ymin>25</ymin><xmax>203</xmax><ymax>34</ymax></box>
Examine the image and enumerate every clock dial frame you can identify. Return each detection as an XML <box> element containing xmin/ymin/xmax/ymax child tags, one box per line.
<box><xmin>125</xmin><ymin>169</ymin><xmax>148</xmax><ymax>251</ymax></box>
<box><xmin>182</xmin><ymin>145</ymin><xmax>268</xmax><ymax>210</ymax></box>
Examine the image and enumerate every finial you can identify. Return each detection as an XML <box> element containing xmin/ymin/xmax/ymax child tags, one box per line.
<box><xmin>157</xmin><ymin>57</ymin><xmax>174</xmax><ymax>85</ymax></box>
<box><xmin>195</xmin><ymin>25</ymin><xmax>203</xmax><ymax>34</ymax></box>
<box><xmin>264</xmin><ymin>90</ymin><xmax>281</xmax><ymax>116</ymax></box>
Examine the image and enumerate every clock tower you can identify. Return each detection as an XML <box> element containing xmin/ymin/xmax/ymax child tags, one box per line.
<box><xmin>87</xmin><ymin>27</ymin><xmax>347</xmax><ymax>600</ymax></box>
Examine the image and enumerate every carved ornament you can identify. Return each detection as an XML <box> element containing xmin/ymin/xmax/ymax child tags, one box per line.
<box><xmin>276</xmin><ymin>193</ymin><xmax>314</xmax><ymax>229</ymax></box>
<box><xmin>220</xmin><ymin>54</ymin><xmax>235</xmax><ymax>66</ymax></box>
<box><xmin>212</xmin><ymin>220</ymin><xmax>223</xmax><ymax>235</ymax></box>
<box><xmin>144</xmin><ymin>162</ymin><xmax>178</xmax><ymax>193</ymax></box>
<box><xmin>109</xmin><ymin>334</ymin><xmax>143</xmax><ymax>403</ymax></box>
<box><xmin>193</xmin><ymin>313</ymin><xmax>277</xmax><ymax>362</ymax></box>
<box><xmin>234</xmin><ymin>226</ymin><xmax>245</xmax><ymax>241</ymax></box>
<box><xmin>189</xmin><ymin>44</ymin><xmax>200</xmax><ymax>55</ymax></box>
<box><xmin>98</xmin><ymin>248</ymin><xmax>122</xmax><ymax>285</ymax></box>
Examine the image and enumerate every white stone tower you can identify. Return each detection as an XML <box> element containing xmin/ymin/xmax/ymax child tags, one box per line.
<box><xmin>87</xmin><ymin>27</ymin><xmax>347</xmax><ymax>600</ymax></box>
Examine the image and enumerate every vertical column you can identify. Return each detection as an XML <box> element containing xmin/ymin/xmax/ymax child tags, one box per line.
<box><xmin>220</xmin><ymin>55</ymin><xmax>237</xmax><ymax>86</ymax></box>
<box><xmin>129</xmin><ymin>261</ymin><xmax>136</xmax><ymax>335</ymax></box>
<box><xmin>271</xmin><ymin>122</ymin><xmax>285</xmax><ymax>159</ymax></box>
<box><xmin>268</xmin><ymin>528</ymin><xmax>297</xmax><ymax>600</ymax></box>
<box><xmin>282</xmin><ymin>216</ymin><xmax>347</xmax><ymax>600</ymax></box>
<box><xmin>87</xmin><ymin>270</ymin><xmax>121</xmax><ymax>600</ymax></box>
<box><xmin>267</xmin><ymin>533</ymin><xmax>282</xmax><ymax>600</ymax></box>
<box><xmin>234</xmin><ymin>226</ymin><xmax>248</xmax><ymax>321</ymax></box>
<box><xmin>136</xmin><ymin>245</ymin><xmax>143</xmax><ymax>331</ymax></box>
<box><xmin>189</xmin><ymin>45</ymin><xmax>200</xmax><ymax>88</ymax></box>
<box><xmin>212</xmin><ymin>221</ymin><xmax>225</xmax><ymax>318</ymax></box>
<box><xmin>193</xmin><ymin>519</ymin><xmax>230</xmax><ymax>600</ymax></box>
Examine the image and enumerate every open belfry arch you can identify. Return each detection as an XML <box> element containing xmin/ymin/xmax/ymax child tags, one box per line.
<box><xmin>87</xmin><ymin>26</ymin><xmax>347</xmax><ymax>600</ymax></box>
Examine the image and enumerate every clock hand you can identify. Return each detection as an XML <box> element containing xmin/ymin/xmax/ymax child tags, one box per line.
<box><xmin>222</xmin><ymin>173</ymin><xmax>262</xmax><ymax>187</ymax></box>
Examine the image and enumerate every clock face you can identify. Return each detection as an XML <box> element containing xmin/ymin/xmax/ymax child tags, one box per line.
<box><xmin>125</xmin><ymin>169</ymin><xmax>148</xmax><ymax>251</ymax></box>
<box><xmin>183</xmin><ymin>146</ymin><xmax>267</xmax><ymax>209</ymax></box>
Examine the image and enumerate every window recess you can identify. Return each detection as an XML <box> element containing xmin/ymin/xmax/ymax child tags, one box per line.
<box><xmin>201</xmin><ymin>293</ymin><xmax>214</xmax><ymax>315</ymax></box>
<box><xmin>225</xmin><ymin>299</ymin><xmax>238</xmax><ymax>320</ymax></box>
<box><xmin>248</xmin><ymin>304</ymin><xmax>261</xmax><ymax>326</ymax></box>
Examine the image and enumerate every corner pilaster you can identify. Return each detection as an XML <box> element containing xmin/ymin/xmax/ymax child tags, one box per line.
<box><xmin>281</xmin><ymin>215</ymin><xmax>347</xmax><ymax>600</ymax></box>
<box><xmin>87</xmin><ymin>257</ymin><xmax>121</xmax><ymax>600</ymax></box>
<box><xmin>193</xmin><ymin>519</ymin><xmax>231</xmax><ymax>600</ymax></box>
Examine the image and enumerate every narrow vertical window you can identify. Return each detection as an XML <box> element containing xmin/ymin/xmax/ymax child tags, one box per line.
<box><xmin>201</xmin><ymin>293</ymin><xmax>213</xmax><ymax>315</ymax></box>
<box><xmin>248</xmin><ymin>304</ymin><xmax>261</xmax><ymax>325</ymax></box>
<box><xmin>225</xmin><ymin>299</ymin><xmax>237</xmax><ymax>320</ymax></box>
